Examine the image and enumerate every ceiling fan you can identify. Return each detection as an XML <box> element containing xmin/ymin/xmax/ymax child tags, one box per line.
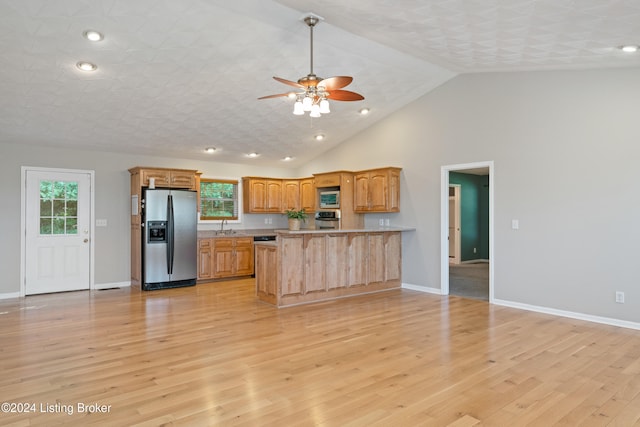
<box><xmin>258</xmin><ymin>15</ymin><xmax>364</xmax><ymax>117</ymax></box>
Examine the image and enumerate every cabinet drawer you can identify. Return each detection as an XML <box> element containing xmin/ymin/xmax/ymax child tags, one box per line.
<box><xmin>314</xmin><ymin>173</ymin><xmax>340</xmax><ymax>187</ymax></box>
<box><xmin>213</xmin><ymin>238</ymin><xmax>235</xmax><ymax>248</ymax></box>
<box><xmin>199</xmin><ymin>239</ymin><xmax>211</xmax><ymax>248</ymax></box>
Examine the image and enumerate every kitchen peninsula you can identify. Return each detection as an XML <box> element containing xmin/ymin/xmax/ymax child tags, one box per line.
<box><xmin>255</xmin><ymin>227</ymin><xmax>412</xmax><ymax>307</ymax></box>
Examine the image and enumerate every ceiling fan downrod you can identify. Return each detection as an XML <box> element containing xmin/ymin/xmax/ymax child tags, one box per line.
<box><xmin>304</xmin><ymin>16</ymin><xmax>319</xmax><ymax>78</ymax></box>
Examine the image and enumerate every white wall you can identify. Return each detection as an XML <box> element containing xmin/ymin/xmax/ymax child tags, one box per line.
<box><xmin>0</xmin><ymin>143</ymin><xmax>296</xmax><ymax>294</ymax></box>
<box><xmin>300</xmin><ymin>68</ymin><xmax>640</xmax><ymax>323</ymax></box>
<box><xmin>3</xmin><ymin>68</ymin><xmax>639</xmax><ymax>325</ymax></box>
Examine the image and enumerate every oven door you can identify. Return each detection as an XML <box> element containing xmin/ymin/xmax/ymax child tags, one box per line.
<box><xmin>315</xmin><ymin>219</ymin><xmax>340</xmax><ymax>229</ymax></box>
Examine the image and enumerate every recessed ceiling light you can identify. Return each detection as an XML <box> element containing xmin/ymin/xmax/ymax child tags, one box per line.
<box><xmin>247</xmin><ymin>152</ymin><xmax>259</xmax><ymax>158</ymax></box>
<box><xmin>619</xmin><ymin>45</ymin><xmax>639</xmax><ymax>53</ymax></box>
<box><xmin>76</xmin><ymin>61</ymin><xmax>97</xmax><ymax>71</ymax></box>
<box><xmin>314</xmin><ymin>134</ymin><xmax>325</xmax><ymax>141</ymax></box>
<box><xmin>83</xmin><ymin>30</ymin><xmax>103</xmax><ymax>42</ymax></box>
<box><xmin>205</xmin><ymin>147</ymin><xmax>216</xmax><ymax>154</ymax></box>
<box><xmin>358</xmin><ymin>107</ymin><xmax>370</xmax><ymax>115</ymax></box>
<box><xmin>282</xmin><ymin>156</ymin><xmax>294</xmax><ymax>161</ymax></box>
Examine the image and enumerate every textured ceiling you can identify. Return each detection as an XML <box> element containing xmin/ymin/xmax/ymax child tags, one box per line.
<box><xmin>0</xmin><ymin>0</ymin><xmax>638</xmax><ymax>168</ymax></box>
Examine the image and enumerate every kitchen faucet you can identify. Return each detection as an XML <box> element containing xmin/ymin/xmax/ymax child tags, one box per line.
<box><xmin>220</xmin><ymin>218</ymin><xmax>227</xmax><ymax>233</ymax></box>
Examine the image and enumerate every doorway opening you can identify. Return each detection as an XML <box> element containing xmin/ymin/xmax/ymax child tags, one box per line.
<box><xmin>440</xmin><ymin>162</ymin><xmax>494</xmax><ymax>302</ymax></box>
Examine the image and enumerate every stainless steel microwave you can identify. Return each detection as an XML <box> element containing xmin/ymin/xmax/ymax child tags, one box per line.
<box><xmin>319</xmin><ymin>190</ymin><xmax>340</xmax><ymax>209</ymax></box>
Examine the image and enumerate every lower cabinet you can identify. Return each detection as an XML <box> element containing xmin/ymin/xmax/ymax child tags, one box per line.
<box><xmin>198</xmin><ymin>237</ymin><xmax>254</xmax><ymax>281</ymax></box>
<box><xmin>256</xmin><ymin>231</ymin><xmax>401</xmax><ymax>306</ymax></box>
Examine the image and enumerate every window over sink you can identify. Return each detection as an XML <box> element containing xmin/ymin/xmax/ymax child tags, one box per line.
<box><xmin>200</xmin><ymin>178</ymin><xmax>239</xmax><ymax>221</ymax></box>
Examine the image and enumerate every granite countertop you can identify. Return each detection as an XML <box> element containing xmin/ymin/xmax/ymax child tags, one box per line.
<box><xmin>197</xmin><ymin>228</ymin><xmax>278</xmax><ymax>239</ymax></box>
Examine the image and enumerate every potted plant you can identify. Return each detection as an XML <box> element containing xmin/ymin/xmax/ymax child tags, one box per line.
<box><xmin>285</xmin><ymin>208</ymin><xmax>307</xmax><ymax>230</ymax></box>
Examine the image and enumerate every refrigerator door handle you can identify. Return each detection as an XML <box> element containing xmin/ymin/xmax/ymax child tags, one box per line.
<box><xmin>167</xmin><ymin>194</ymin><xmax>175</xmax><ymax>275</ymax></box>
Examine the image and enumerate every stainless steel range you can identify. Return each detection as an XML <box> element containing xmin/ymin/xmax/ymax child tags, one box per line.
<box><xmin>315</xmin><ymin>210</ymin><xmax>341</xmax><ymax>230</ymax></box>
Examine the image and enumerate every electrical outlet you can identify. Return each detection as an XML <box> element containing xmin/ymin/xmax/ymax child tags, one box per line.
<box><xmin>473</xmin><ymin>247</ymin><xmax>477</xmax><ymax>254</ymax></box>
<box><xmin>615</xmin><ymin>291</ymin><xmax>625</xmax><ymax>304</ymax></box>
<box><xmin>264</xmin><ymin>218</ymin><xmax>268</xmax><ymax>224</ymax></box>
<box><xmin>384</xmin><ymin>218</ymin><xmax>390</xmax><ymax>227</ymax></box>
<box><xmin>268</xmin><ymin>217</ymin><xmax>272</xmax><ymax>224</ymax></box>
<box><xmin>379</xmin><ymin>219</ymin><xmax>384</xmax><ymax>226</ymax></box>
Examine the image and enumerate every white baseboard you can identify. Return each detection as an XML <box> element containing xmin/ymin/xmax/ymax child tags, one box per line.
<box><xmin>402</xmin><ymin>283</ymin><xmax>442</xmax><ymax>295</ymax></box>
<box><xmin>493</xmin><ymin>298</ymin><xmax>640</xmax><ymax>331</ymax></box>
<box><xmin>94</xmin><ymin>281</ymin><xmax>131</xmax><ymax>290</ymax></box>
<box><xmin>401</xmin><ymin>283</ymin><xmax>640</xmax><ymax>331</ymax></box>
<box><xmin>0</xmin><ymin>292</ymin><xmax>21</xmax><ymax>300</ymax></box>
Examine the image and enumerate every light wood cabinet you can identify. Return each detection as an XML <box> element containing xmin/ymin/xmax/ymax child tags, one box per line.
<box><xmin>300</xmin><ymin>178</ymin><xmax>315</xmax><ymax>212</ymax></box>
<box><xmin>354</xmin><ymin>167</ymin><xmax>401</xmax><ymax>213</ymax></box>
<box><xmin>313</xmin><ymin>171</ymin><xmax>363</xmax><ymax>229</ymax></box>
<box><xmin>242</xmin><ymin>178</ymin><xmax>282</xmax><ymax>213</ymax></box>
<box><xmin>198</xmin><ymin>236</ymin><xmax>254</xmax><ymax>281</ymax></box>
<box><xmin>283</xmin><ymin>180</ymin><xmax>300</xmax><ymax>212</ymax></box>
<box><xmin>256</xmin><ymin>230</ymin><xmax>401</xmax><ymax>307</ymax></box>
<box><xmin>255</xmin><ymin>243</ymin><xmax>278</xmax><ymax>305</ymax></box>
<box><xmin>129</xmin><ymin>166</ymin><xmax>201</xmax><ymax>287</ymax></box>
<box><xmin>198</xmin><ymin>239</ymin><xmax>213</xmax><ymax>280</ymax></box>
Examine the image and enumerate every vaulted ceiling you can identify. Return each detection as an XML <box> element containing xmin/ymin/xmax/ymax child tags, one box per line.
<box><xmin>1</xmin><ymin>0</ymin><xmax>638</xmax><ymax>167</ymax></box>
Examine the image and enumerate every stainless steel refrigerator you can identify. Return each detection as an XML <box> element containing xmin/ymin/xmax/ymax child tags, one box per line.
<box><xmin>141</xmin><ymin>188</ymin><xmax>197</xmax><ymax>290</ymax></box>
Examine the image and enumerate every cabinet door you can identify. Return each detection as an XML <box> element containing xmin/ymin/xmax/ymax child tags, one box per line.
<box><xmin>248</xmin><ymin>179</ymin><xmax>267</xmax><ymax>212</ymax></box>
<box><xmin>368</xmin><ymin>171</ymin><xmax>389</xmax><ymax>212</ymax></box>
<box><xmin>348</xmin><ymin>233</ymin><xmax>368</xmax><ymax>287</ymax></box>
<box><xmin>368</xmin><ymin>233</ymin><xmax>386</xmax><ymax>284</ymax></box>
<box><xmin>354</xmin><ymin>173</ymin><xmax>370</xmax><ymax>211</ymax></box>
<box><xmin>388</xmin><ymin>169</ymin><xmax>400</xmax><ymax>212</ymax></box>
<box><xmin>304</xmin><ymin>234</ymin><xmax>326</xmax><ymax>293</ymax></box>
<box><xmin>141</xmin><ymin>169</ymin><xmax>171</xmax><ymax>187</ymax></box>
<box><xmin>385</xmin><ymin>232</ymin><xmax>401</xmax><ymax>281</ymax></box>
<box><xmin>300</xmin><ymin>178</ymin><xmax>315</xmax><ymax>212</ymax></box>
<box><xmin>213</xmin><ymin>239</ymin><xmax>234</xmax><ymax>278</ymax></box>
<box><xmin>234</xmin><ymin>238</ymin><xmax>254</xmax><ymax>276</ymax></box>
<box><xmin>281</xmin><ymin>236</ymin><xmax>304</xmax><ymax>296</ymax></box>
<box><xmin>266</xmin><ymin>179</ymin><xmax>282</xmax><ymax>212</ymax></box>
<box><xmin>283</xmin><ymin>180</ymin><xmax>300</xmax><ymax>211</ymax></box>
<box><xmin>326</xmin><ymin>233</ymin><xmax>349</xmax><ymax>289</ymax></box>
<box><xmin>255</xmin><ymin>245</ymin><xmax>278</xmax><ymax>304</ymax></box>
<box><xmin>197</xmin><ymin>239</ymin><xmax>212</xmax><ymax>280</ymax></box>
<box><xmin>170</xmin><ymin>171</ymin><xmax>196</xmax><ymax>189</ymax></box>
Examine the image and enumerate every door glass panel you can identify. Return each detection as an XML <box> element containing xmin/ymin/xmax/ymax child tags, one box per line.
<box><xmin>39</xmin><ymin>180</ymin><xmax>79</xmax><ymax>235</ymax></box>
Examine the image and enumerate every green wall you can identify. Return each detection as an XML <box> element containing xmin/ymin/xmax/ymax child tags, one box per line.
<box><xmin>449</xmin><ymin>172</ymin><xmax>489</xmax><ymax>261</ymax></box>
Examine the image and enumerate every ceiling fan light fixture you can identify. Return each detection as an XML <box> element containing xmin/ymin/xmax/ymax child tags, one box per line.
<box><xmin>302</xmin><ymin>96</ymin><xmax>313</xmax><ymax>111</ymax></box>
<box><xmin>310</xmin><ymin>104</ymin><xmax>321</xmax><ymax>118</ymax></box>
<box><xmin>319</xmin><ymin>98</ymin><xmax>330</xmax><ymax>114</ymax></box>
<box><xmin>293</xmin><ymin>99</ymin><xmax>304</xmax><ymax>115</ymax></box>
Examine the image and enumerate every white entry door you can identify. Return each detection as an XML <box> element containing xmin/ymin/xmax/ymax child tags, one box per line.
<box><xmin>25</xmin><ymin>169</ymin><xmax>92</xmax><ymax>295</ymax></box>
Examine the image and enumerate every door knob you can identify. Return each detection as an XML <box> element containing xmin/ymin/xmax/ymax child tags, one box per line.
<box><xmin>84</xmin><ymin>238</ymin><xmax>89</xmax><ymax>243</ymax></box>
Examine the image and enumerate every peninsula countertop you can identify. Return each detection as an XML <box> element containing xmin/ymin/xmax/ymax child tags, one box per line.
<box><xmin>274</xmin><ymin>226</ymin><xmax>416</xmax><ymax>235</ymax></box>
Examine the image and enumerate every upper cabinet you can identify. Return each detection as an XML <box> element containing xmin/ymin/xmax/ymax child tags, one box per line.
<box><xmin>282</xmin><ymin>180</ymin><xmax>301</xmax><ymax>212</ymax></box>
<box><xmin>244</xmin><ymin>177</ymin><xmax>315</xmax><ymax>213</ymax></box>
<box><xmin>354</xmin><ymin>167</ymin><xmax>401</xmax><ymax>213</ymax></box>
<box><xmin>299</xmin><ymin>178</ymin><xmax>315</xmax><ymax>212</ymax></box>
<box><xmin>134</xmin><ymin>167</ymin><xmax>198</xmax><ymax>190</ymax></box>
<box><xmin>242</xmin><ymin>178</ymin><xmax>283</xmax><ymax>213</ymax></box>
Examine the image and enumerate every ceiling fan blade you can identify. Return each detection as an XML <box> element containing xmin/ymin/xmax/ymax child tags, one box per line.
<box><xmin>326</xmin><ymin>90</ymin><xmax>365</xmax><ymax>101</ymax></box>
<box><xmin>318</xmin><ymin>76</ymin><xmax>353</xmax><ymax>90</ymax></box>
<box><xmin>273</xmin><ymin>76</ymin><xmax>304</xmax><ymax>89</ymax></box>
<box><xmin>258</xmin><ymin>93</ymin><xmax>293</xmax><ymax>100</ymax></box>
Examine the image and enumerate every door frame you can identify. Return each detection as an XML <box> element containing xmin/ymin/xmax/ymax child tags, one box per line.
<box><xmin>20</xmin><ymin>166</ymin><xmax>96</xmax><ymax>297</ymax></box>
<box><xmin>448</xmin><ymin>184</ymin><xmax>461</xmax><ymax>264</ymax></box>
<box><xmin>440</xmin><ymin>161</ymin><xmax>494</xmax><ymax>302</ymax></box>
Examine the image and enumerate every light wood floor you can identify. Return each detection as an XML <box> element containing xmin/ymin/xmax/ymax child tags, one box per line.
<box><xmin>1</xmin><ymin>279</ymin><xmax>640</xmax><ymax>426</ymax></box>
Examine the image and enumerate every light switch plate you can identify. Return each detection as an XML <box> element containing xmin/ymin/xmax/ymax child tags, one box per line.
<box><xmin>96</xmin><ymin>219</ymin><xmax>108</xmax><ymax>227</ymax></box>
<box><xmin>511</xmin><ymin>219</ymin><xmax>519</xmax><ymax>230</ymax></box>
